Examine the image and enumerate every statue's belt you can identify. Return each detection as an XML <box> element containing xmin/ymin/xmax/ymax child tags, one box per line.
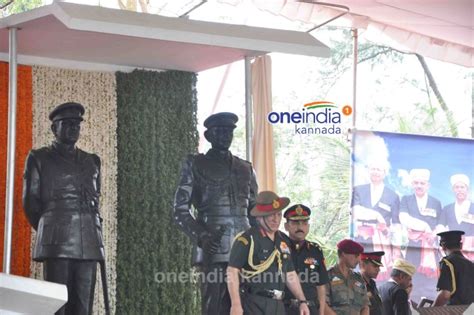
<box><xmin>197</xmin><ymin>207</ymin><xmax>249</xmax><ymax>217</ymax></box>
<box><xmin>44</xmin><ymin>200</ymin><xmax>97</xmax><ymax>212</ymax></box>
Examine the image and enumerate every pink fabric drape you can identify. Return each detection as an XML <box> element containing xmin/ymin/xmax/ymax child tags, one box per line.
<box><xmin>251</xmin><ymin>55</ymin><xmax>277</xmax><ymax>192</ymax></box>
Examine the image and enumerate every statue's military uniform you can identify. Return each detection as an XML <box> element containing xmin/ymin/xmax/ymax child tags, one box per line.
<box><xmin>174</xmin><ymin>112</ymin><xmax>258</xmax><ymax>315</ymax></box>
<box><xmin>174</xmin><ymin>150</ymin><xmax>257</xmax><ymax>264</ymax></box>
<box><xmin>23</xmin><ymin>102</ymin><xmax>104</xmax><ymax>315</ymax></box>
<box><xmin>174</xmin><ymin>148</ymin><xmax>257</xmax><ymax>314</ymax></box>
<box><xmin>24</xmin><ymin>144</ymin><xmax>104</xmax><ymax>261</ymax></box>
<box><xmin>326</xmin><ymin>264</ymin><xmax>370</xmax><ymax>315</ymax></box>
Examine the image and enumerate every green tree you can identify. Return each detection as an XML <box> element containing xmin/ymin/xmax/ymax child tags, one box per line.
<box><xmin>1</xmin><ymin>0</ymin><xmax>42</xmax><ymax>16</ymax></box>
<box><xmin>319</xmin><ymin>28</ymin><xmax>459</xmax><ymax>137</ymax></box>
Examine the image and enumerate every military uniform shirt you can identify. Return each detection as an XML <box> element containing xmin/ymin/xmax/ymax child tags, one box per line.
<box><xmin>284</xmin><ymin>239</ymin><xmax>329</xmax><ymax>305</ymax></box>
<box><xmin>365</xmin><ymin>278</ymin><xmax>383</xmax><ymax>315</ymax></box>
<box><xmin>437</xmin><ymin>251</ymin><xmax>474</xmax><ymax>305</ymax></box>
<box><xmin>228</xmin><ymin>226</ymin><xmax>294</xmax><ymax>292</ymax></box>
<box><xmin>326</xmin><ymin>264</ymin><xmax>370</xmax><ymax>315</ymax></box>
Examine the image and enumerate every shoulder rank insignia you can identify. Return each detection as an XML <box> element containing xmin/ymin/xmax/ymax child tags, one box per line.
<box><xmin>280</xmin><ymin>241</ymin><xmax>291</xmax><ymax>254</ymax></box>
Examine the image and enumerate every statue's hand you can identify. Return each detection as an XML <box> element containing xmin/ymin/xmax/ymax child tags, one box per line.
<box><xmin>199</xmin><ymin>232</ymin><xmax>220</xmax><ymax>255</ymax></box>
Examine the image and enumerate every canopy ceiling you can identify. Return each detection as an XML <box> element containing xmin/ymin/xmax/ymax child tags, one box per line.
<box><xmin>144</xmin><ymin>0</ymin><xmax>472</xmax><ymax>67</ymax></box>
<box><xmin>243</xmin><ymin>0</ymin><xmax>473</xmax><ymax>67</ymax></box>
<box><xmin>0</xmin><ymin>2</ymin><xmax>330</xmax><ymax>72</ymax></box>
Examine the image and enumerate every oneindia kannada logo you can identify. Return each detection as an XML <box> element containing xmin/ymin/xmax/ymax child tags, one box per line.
<box><xmin>267</xmin><ymin>101</ymin><xmax>352</xmax><ymax>135</ymax></box>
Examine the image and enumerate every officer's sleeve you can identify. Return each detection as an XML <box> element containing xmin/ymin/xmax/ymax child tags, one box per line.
<box><xmin>286</xmin><ymin>251</ymin><xmax>295</xmax><ymax>273</ymax></box>
<box><xmin>316</xmin><ymin>248</ymin><xmax>329</xmax><ymax>285</ymax></box>
<box><xmin>362</xmin><ymin>282</ymin><xmax>370</xmax><ymax>307</ymax></box>
<box><xmin>22</xmin><ymin>151</ymin><xmax>42</xmax><ymax>230</ymax></box>
<box><xmin>436</xmin><ymin>259</ymin><xmax>455</xmax><ymax>293</ymax></box>
<box><xmin>173</xmin><ymin>155</ymin><xmax>207</xmax><ymax>242</ymax></box>
<box><xmin>228</xmin><ymin>234</ymin><xmax>250</xmax><ymax>269</ymax></box>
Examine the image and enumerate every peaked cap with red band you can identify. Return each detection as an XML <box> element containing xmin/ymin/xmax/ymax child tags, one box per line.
<box><xmin>337</xmin><ymin>239</ymin><xmax>364</xmax><ymax>255</ymax></box>
<box><xmin>250</xmin><ymin>191</ymin><xmax>290</xmax><ymax>217</ymax></box>
<box><xmin>361</xmin><ymin>251</ymin><xmax>385</xmax><ymax>266</ymax></box>
<box><xmin>284</xmin><ymin>204</ymin><xmax>311</xmax><ymax>221</ymax></box>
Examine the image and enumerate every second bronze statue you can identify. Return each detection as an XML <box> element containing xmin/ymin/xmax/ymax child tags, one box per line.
<box><xmin>173</xmin><ymin>112</ymin><xmax>258</xmax><ymax>315</ymax></box>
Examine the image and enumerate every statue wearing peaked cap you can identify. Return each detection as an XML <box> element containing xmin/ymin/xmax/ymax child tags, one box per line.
<box><xmin>23</xmin><ymin>102</ymin><xmax>104</xmax><ymax>315</ymax></box>
<box><xmin>173</xmin><ymin>112</ymin><xmax>258</xmax><ymax>315</ymax></box>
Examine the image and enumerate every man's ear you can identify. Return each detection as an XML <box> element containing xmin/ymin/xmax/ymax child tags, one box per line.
<box><xmin>51</xmin><ymin>123</ymin><xmax>56</xmax><ymax>134</ymax></box>
<box><xmin>284</xmin><ymin>222</ymin><xmax>289</xmax><ymax>232</ymax></box>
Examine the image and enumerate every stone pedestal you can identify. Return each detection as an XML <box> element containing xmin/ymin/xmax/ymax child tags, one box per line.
<box><xmin>0</xmin><ymin>273</ymin><xmax>67</xmax><ymax>314</ymax></box>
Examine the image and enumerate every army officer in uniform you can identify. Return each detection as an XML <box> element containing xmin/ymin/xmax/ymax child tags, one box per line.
<box><xmin>283</xmin><ymin>204</ymin><xmax>329</xmax><ymax>315</ymax></box>
<box><xmin>325</xmin><ymin>239</ymin><xmax>369</xmax><ymax>315</ymax></box>
<box><xmin>227</xmin><ymin>191</ymin><xmax>310</xmax><ymax>315</ymax></box>
<box><xmin>23</xmin><ymin>102</ymin><xmax>104</xmax><ymax>315</ymax></box>
<box><xmin>360</xmin><ymin>251</ymin><xmax>385</xmax><ymax>315</ymax></box>
<box><xmin>434</xmin><ymin>230</ymin><xmax>474</xmax><ymax>306</ymax></box>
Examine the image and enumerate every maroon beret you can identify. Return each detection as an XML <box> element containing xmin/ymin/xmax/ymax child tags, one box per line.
<box><xmin>337</xmin><ymin>239</ymin><xmax>364</xmax><ymax>255</ymax></box>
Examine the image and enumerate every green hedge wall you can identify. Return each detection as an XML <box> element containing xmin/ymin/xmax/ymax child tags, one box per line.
<box><xmin>116</xmin><ymin>69</ymin><xmax>200</xmax><ymax>314</ymax></box>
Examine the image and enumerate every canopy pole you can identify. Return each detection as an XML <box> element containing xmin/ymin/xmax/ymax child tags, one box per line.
<box><xmin>245</xmin><ymin>56</ymin><xmax>253</xmax><ymax>162</ymax></box>
<box><xmin>349</xmin><ymin>28</ymin><xmax>358</xmax><ymax>239</ymax></box>
<box><xmin>3</xmin><ymin>27</ymin><xmax>18</xmax><ymax>274</ymax></box>
<box><xmin>351</xmin><ymin>28</ymin><xmax>358</xmax><ymax>129</ymax></box>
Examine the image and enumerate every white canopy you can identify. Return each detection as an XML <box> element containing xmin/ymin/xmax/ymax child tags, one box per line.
<box><xmin>244</xmin><ymin>0</ymin><xmax>473</xmax><ymax>67</ymax></box>
<box><xmin>0</xmin><ymin>2</ymin><xmax>330</xmax><ymax>72</ymax></box>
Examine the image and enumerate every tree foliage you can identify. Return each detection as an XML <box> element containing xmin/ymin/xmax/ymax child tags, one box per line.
<box><xmin>0</xmin><ymin>0</ymin><xmax>41</xmax><ymax>16</ymax></box>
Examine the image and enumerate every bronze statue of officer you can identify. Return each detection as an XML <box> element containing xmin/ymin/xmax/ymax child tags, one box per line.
<box><xmin>23</xmin><ymin>102</ymin><xmax>104</xmax><ymax>315</ymax></box>
<box><xmin>174</xmin><ymin>112</ymin><xmax>258</xmax><ymax>315</ymax></box>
